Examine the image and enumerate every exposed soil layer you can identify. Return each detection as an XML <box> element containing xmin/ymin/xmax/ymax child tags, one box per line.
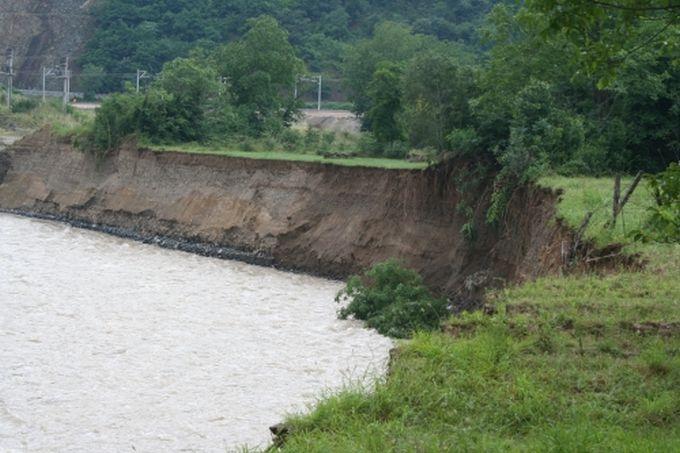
<box><xmin>0</xmin><ymin>130</ymin><xmax>575</xmax><ymax>303</ymax></box>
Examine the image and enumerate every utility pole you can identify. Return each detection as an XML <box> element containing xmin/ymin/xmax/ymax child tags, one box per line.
<box><xmin>58</xmin><ymin>56</ymin><xmax>71</xmax><ymax>106</ymax></box>
<box><xmin>4</xmin><ymin>48</ymin><xmax>13</xmax><ymax>108</ymax></box>
<box><xmin>42</xmin><ymin>66</ymin><xmax>46</xmax><ymax>103</ymax></box>
<box><xmin>136</xmin><ymin>69</ymin><xmax>150</xmax><ymax>93</ymax></box>
<box><xmin>42</xmin><ymin>66</ymin><xmax>57</xmax><ymax>103</ymax></box>
<box><xmin>317</xmin><ymin>75</ymin><xmax>322</xmax><ymax>111</ymax></box>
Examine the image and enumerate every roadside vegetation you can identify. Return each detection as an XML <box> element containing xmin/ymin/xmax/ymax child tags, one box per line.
<box><xmin>0</xmin><ymin>95</ymin><xmax>91</xmax><ymax>138</ymax></box>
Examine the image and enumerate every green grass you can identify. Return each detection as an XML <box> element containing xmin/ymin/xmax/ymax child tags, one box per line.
<box><xmin>277</xmin><ymin>177</ymin><xmax>679</xmax><ymax>452</ymax></box>
<box><xmin>539</xmin><ymin>175</ymin><xmax>654</xmax><ymax>246</ymax></box>
<box><xmin>0</xmin><ymin>99</ymin><xmax>93</xmax><ymax>137</ymax></box>
<box><xmin>150</xmin><ymin>143</ymin><xmax>429</xmax><ymax>170</ymax></box>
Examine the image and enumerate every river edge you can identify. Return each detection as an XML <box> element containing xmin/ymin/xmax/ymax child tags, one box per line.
<box><xmin>0</xmin><ymin>208</ymin><xmax>347</xmax><ymax>279</ymax></box>
<box><xmin>1</xmin><ymin>213</ymin><xmax>395</xmax><ymax>451</ymax></box>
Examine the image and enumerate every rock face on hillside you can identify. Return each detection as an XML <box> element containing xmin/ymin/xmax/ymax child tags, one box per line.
<box><xmin>0</xmin><ymin>130</ymin><xmax>573</xmax><ymax>304</ymax></box>
<box><xmin>0</xmin><ymin>1</ymin><xmax>93</xmax><ymax>87</ymax></box>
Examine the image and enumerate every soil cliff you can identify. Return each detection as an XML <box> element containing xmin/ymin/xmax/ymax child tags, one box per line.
<box><xmin>0</xmin><ymin>130</ymin><xmax>573</xmax><ymax>303</ymax></box>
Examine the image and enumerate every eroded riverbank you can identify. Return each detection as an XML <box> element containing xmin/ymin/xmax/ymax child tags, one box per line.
<box><xmin>0</xmin><ymin>130</ymin><xmax>573</xmax><ymax>305</ymax></box>
<box><xmin>0</xmin><ymin>213</ymin><xmax>393</xmax><ymax>452</ymax></box>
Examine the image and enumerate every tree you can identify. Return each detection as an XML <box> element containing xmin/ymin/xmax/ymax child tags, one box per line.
<box><xmin>138</xmin><ymin>57</ymin><xmax>220</xmax><ymax>142</ymax></box>
<box><xmin>526</xmin><ymin>0</ymin><xmax>680</xmax><ymax>82</ymax></box>
<box><xmin>365</xmin><ymin>63</ymin><xmax>405</xmax><ymax>146</ymax></box>
<box><xmin>80</xmin><ymin>64</ymin><xmax>107</xmax><ymax>100</ymax></box>
<box><xmin>344</xmin><ymin>22</ymin><xmax>428</xmax><ymax>120</ymax></box>
<box><xmin>402</xmin><ymin>50</ymin><xmax>477</xmax><ymax>151</ymax></box>
<box><xmin>487</xmin><ymin>80</ymin><xmax>585</xmax><ymax>222</ymax></box>
<box><xmin>214</xmin><ymin>16</ymin><xmax>304</xmax><ymax>133</ymax></box>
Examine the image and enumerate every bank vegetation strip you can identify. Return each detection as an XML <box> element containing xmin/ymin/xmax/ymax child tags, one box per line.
<box><xmin>149</xmin><ymin>144</ymin><xmax>428</xmax><ymax>170</ymax></box>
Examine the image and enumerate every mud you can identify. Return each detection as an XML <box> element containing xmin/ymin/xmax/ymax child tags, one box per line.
<box><xmin>0</xmin><ymin>130</ymin><xmax>574</xmax><ymax>303</ymax></box>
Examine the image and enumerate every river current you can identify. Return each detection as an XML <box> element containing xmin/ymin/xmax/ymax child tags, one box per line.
<box><xmin>0</xmin><ymin>213</ymin><xmax>392</xmax><ymax>452</ymax></box>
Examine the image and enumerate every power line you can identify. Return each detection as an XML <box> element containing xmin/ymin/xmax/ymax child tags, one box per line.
<box><xmin>0</xmin><ymin>12</ymin><xmax>93</xmax><ymax>17</ymax></box>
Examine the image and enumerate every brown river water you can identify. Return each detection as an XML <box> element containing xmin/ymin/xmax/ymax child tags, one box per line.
<box><xmin>0</xmin><ymin>213</ymin><xmax>392</xmax><ymax>452</ymax></box>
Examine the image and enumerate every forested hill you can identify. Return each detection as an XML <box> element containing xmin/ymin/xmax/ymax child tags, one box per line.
<box><xmin>81</xmin><ymin>0</ymin><xmax>497</xmax><ymax>78</ymax></box>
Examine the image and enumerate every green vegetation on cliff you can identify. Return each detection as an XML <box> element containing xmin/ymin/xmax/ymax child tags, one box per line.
<box><xmin>277</xmin><ymin>177</ymin><xmax>680</xmax><ymax>452</ymax></box>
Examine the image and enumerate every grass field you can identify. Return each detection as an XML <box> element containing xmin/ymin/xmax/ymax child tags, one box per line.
<box><xmin>539</xmin><ymin>175</ymin><xmax>654</xmax><ymax>246</ymax></box>
<box><xmin>150</xmin><ymin>144</ymin><xmax>429</xmax><ymax>170</ymax></box>
<box><xmin>276</xmin><ymin>176</ymin><xmax>680</xmax><ymax>452</ymax></box>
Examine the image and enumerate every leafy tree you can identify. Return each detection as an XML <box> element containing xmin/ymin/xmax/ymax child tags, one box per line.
<box><xmin>214</xmin><ymin>16</ymin><xmax>304</xmax><ymax>134</ymax></box>
<box><xmin>365</xmin><ymin>63</ymin><xmax>406</xmax><ymax>146</ymax></box>
<box><xmin>343</xmin><ymin>22</ymin><xmax>429</xmax><ymax>119</ymax></box>
<box><xmin>468</xmin><ymin>5</ymin><xmax>678</xmax><ymax>174</ymax></box>
<box><xmin>526</xmin><ymin>0</ymin><xmax>680</xmax><ymax>83</ymax></box>
<box><xmin>81</xmin><ymin>0</ymin><xmax>496</xmax><ymax>92</ymax></box>
<box><xmin>76</xmin><ymin>93</ymin><xmax>142</xmax><ymax>157</ymax></box>
<box><xmin>402</xmin><ymin>50</ymin><xmax>477</xmax><ymax>151</ymax></box>
<box><xmin>137</xmin><ymin>57</ymin><xmax>220</xmax><ymax>142</ymax></box>
<box><xmin>80</xmin><ymin>64</ymin><xmax>107</xmax><ymax>100</ymax></box>
<box><xmin>487</xmin><ymin>80</ymin><xmax>585</xmax><ymax>222</ymax></box>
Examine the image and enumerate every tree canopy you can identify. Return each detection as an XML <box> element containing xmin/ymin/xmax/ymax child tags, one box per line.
<box><xmin>80</xmin><ymin>0</ymin><xmax>498</xmax><ymax>91</ymax></box>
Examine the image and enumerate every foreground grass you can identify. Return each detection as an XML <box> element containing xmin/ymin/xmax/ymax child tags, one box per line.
<box><xmin>150</xmin><ymin>144</ymin><xmax>429</xmax><ymax>170</ymax></box>
<box><xmin>279</xmin><ymin>178</ymin><xmax>679</xmax><ymax>452</ymax></box>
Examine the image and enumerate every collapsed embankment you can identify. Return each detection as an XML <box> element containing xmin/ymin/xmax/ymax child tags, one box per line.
<box><xmin>0</xmin><ymin>130</ymin><xmax>575</xmax><ymax>303</ymax></box>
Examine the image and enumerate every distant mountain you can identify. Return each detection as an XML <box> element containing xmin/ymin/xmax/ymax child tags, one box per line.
<box><xmin>0</xmin><ymin>1</ymin><xmax>94</xmax><ymax>88</ymax></box>
<box><xmin>82</xmin><ymin>0</ymin><xmax>496</xmax><ymax>89</ymax></box>
<box><xmin>2</xmin><ymin>1</ymin><xmax>497</xmax><ymax>91</ymax></box>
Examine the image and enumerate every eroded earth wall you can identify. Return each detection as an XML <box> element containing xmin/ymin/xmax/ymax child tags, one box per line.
<box><xmin>0</xmin><ymin>130</ymin><xmax>571</xmax><ymax>301</ymax></box>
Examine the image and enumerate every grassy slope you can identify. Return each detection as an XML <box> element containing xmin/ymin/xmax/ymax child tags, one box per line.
<box><xmin>278</xmin><ymin>176</ymin><xmax>680</xmax><ymax>452</ymax></box>
<box><xmin>150</xmin><ymin>144</ymin><xmax>428</xmax><ymax>170</ymax></box>
<box><xmin>0</xmin><ymin>101</ymin><xmax>93</xmax><ymax>138</ymax></box>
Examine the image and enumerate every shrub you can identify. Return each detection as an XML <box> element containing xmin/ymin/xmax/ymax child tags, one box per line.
<box><xmin>358</xmin><ymin>133</ymin><xmax>381</xmax><ymax>156</ymax></box>
<box><xmin>278</xmin><ymin>128</ymin><xmax>303</xmax><ymax>151</ymax></box>
<box><xmin>76</xmin><ymin>93</ymin><xmax>141</xmax><ymax>158</ymax></box>
<box><xmin>11</xmin><ymin>97</ymin><xmax>40</xmax><ymax>114</ymax></box>
<box><xmin>632</xmin><ymin>162</ymin><xmax>680</xmax><ymax>243</ymax></box>
<box><xmin>382</xmin><ymin>140</ymin><xmax>410</xmax><ymax>159</ymax></box>
<box><xmin>304</xmin><ymin>128</ymin><xmax>322</xmax><ymax>150</ymax></box>
<box><xmin>337</xmin><ymin>260</ymin><xmax>449</xmax><ymax>338</ymax></box>
<box><xmin>321</xmin><ymin>131</ymin><xmax>336</xmax><ymax>150</ymax></box>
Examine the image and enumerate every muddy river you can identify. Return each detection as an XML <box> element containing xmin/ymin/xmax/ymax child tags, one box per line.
<box><xmin>0</xmin><ymin>213</ymin><xmax>392</xmax><ymax>452</ymax></box>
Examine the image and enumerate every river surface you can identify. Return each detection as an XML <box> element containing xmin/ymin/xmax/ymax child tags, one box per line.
<box><xmin>0</xmin><ymin>213</ymin><xmax>392</xmax><ymax>452</ymax></box>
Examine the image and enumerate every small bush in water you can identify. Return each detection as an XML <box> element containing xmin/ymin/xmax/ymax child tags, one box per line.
<box><xmin>337</xmin><ymin>260</ymin><xmax>448</xmax><ymax>338</ymax></box>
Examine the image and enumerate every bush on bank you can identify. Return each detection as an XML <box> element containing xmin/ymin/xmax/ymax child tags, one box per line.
<box><xmin>337</xmin><ymin>260</ymin><xmax>449</xmax><ymax>339</ymax></box>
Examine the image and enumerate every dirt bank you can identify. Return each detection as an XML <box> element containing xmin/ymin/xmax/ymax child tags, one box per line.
<box><xmin>0</xmin><ymin>130</ymin><xmax>573</xmax><ymax>303</ymax></box>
